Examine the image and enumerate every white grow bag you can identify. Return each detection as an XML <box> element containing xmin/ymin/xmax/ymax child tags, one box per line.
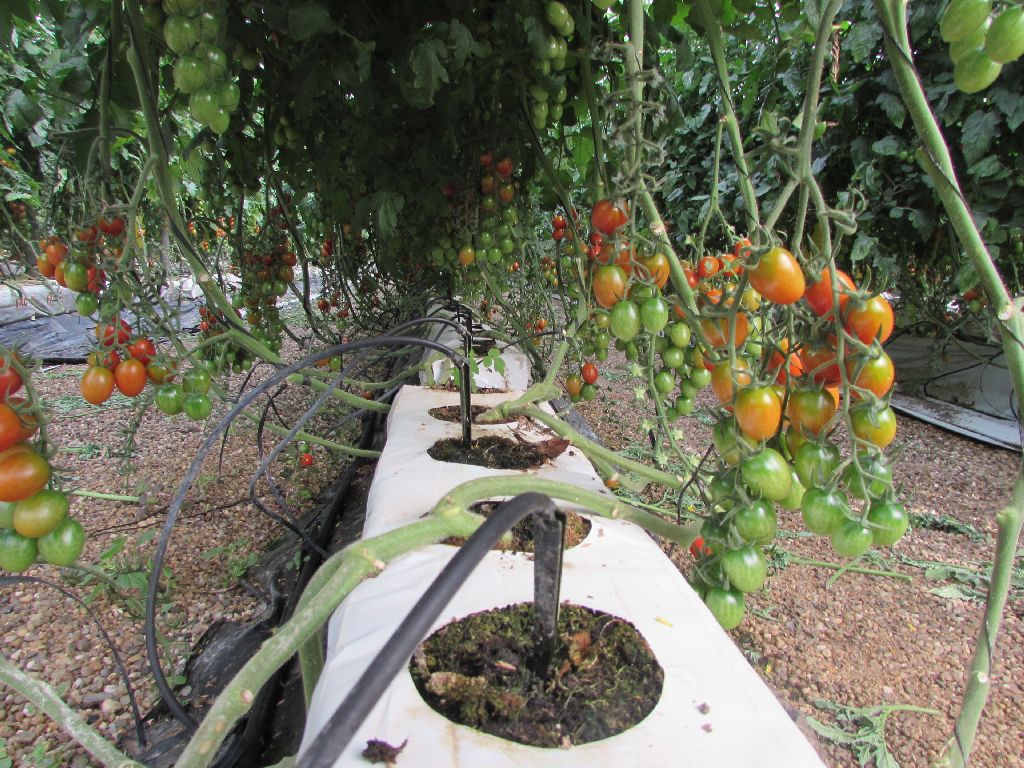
<box><xmin>418</xmin><ymin>309</ymin><xmax>531</xmax><ymax>392</ymax></box>
<box><xmin>300</xmin><ymin>387</ymin><xmax>825</xmax><ymax>767</ymax></box>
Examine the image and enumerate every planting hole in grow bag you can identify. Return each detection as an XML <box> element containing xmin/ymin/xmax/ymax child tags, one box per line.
<box><xmin>409</xmin><ymin>603</ymin><xmax>663</xmax><ymax>748</ymax></box>
<box><xmin>428</xmin><ymin>435</ymin><xmax>544</xmax><ymax>469</ymax></box>
<box><xmin>441</xmin><ymin>501</ymin><xmax>591</xmax><ymax>552</ymax></box>
<box><xmin>428</xmin><ymin>404</ymin><xmax>515</xmax><ymax>424</ymax></box>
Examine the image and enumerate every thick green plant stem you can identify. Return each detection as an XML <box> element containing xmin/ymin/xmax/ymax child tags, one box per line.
<box><xmin>689</xmin><ymin>0</ymin><xmax>760</xmax><ymax>232</ymax></box>
<box><xmin>436</xmin><ymin>475</ymin><xmax>702</xmax><ymax>549</ymax></box>
<box><xmin>0</xmin><ymin>656</ymin><xmax>144</xmax><ymax>768</ymax></box>
<box><xmin>239</xmin><ymin>412</ymin><xmax>381</xmax><ymax>459</ymax></box>
<box><xmin>175</xmin><ymin>513</ymin><xmax>480</xmax><ymax>768</ymax></box>
<box><xmin>872</xmin><ymin>2</ymin><xmax>1024</xmax><ymax>765</ymax></box>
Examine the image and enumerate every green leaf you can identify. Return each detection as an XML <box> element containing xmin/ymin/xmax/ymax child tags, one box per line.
<box><xmin>875</xmin><ymin>92</ymin><xmax>906</xmax><ymax>128</ymax></box>
<box><xmin>871</xmin><ymin>136</ymin><xmax>900</xmax><ymax>156</ymax></box>
<box><xmin>402</xmin><ymin>38</ymin><xmax>449</xmax><ymax>108</ymax></box>
<box><xmin>448</xmin><ymin>20</ymin><xmax>474</xmax><ymax>69</ymax></box>
<box><xmin>651</xmin><ymin>0</ymin><xmax>679</xmax><ymax>25</ymax></box>
<box><xmin>288</xmin><ymin>2</ymin><xmax>335</xmax><ymax>41</ymax></box>
<box><xmin>961</xmin><ymin>110</ymin><xmax>999</xmax><ymax>165</ymax></box>
<box><xmin>844</xmin><ymin>20</ymin><xmax>881</xmax><ymax>62</ymax></box>
<box><xmin>929</xmin><ymin>584</ymin><xmax>977</xmax><ymax>600</ymax></box>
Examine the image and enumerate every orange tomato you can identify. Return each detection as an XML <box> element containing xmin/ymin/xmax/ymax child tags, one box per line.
<box><xmin>749</xmin><ymin>246</ymin><xmax>805</xmax><ymax>305</ymax></box>
<box><xmin>711</xmin><ymin>358</ymin><xmax>752</xmax><ymax>405</ymax></box>
<box><xmin>803</xmin><ymin>267</ymin><xmax>855</xmax><ymax>317</ymax></box>
<box><xmin>844</xmin><ymin>295</ymin><xmax>894</xmax><ymax>344</ymax></box>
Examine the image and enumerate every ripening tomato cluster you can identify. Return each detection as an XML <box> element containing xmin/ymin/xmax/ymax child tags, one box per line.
<box><xmin>233</xmin><ymin>233</ymin><xmax>296</xmax><ymax>353</ymax></box>
<box><xmin>36</xmin><ymin>215</ymin><xmax>121</xmax><ymax>313</ymax></box>
<box><xmin>684</xmin><ymin>251</ymin><xmax>906</xmax><ymax>630</ymax></box>
<box><xmin>525</xmin><ymin>1</ymin><xmax>575</xmax><ymax>130</ymax></box>
<box><xmin>0</xmin><ymin>354</ymin><xmax>84</xmax><ymax>574</ymax></box>
<box><xmin>197</xmin><ymin>305</ymin><xmax>255</xmax><ymax>374</ymax></box>
<box><xmin>429</xmin><ymin>151</ymin><xmax>523</xmax><ymax>277</ymax></box>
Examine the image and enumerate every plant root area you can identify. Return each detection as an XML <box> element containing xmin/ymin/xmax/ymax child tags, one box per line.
<box><xmin>575</xmin><ymin>348</ymin><xmax>1024</xmax><ymax>768</ymax></box>
<box><xmin>410</xmin><ymin>603</ymin><xmax>662</xmax><ymax>748</ymax></box>
<box><xmin>428</xmin><ymin>435</ymin><xmax>544</xmax><ymax>470</ymax></box>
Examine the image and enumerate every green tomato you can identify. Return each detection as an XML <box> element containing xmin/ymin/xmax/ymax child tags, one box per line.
<box><xmin>661</xmin><ymin>345</ymin><xmax>685</xmax><ymax>369</ymax></box>
<box><xmin>581</xmin><ymin>383</ymin><xmax>597</xmax><ymax>401</ymax></box>
<box><xmin>63</xmin><ymin>262</ymin><xmax>88</xmax><ymax>292</ymax></box>
<box><xmin>867</xmin><ymin>501</ymin><xmax>909</xmax><ymax>546</ymax></box>
<box><xmin>689</xmin><ymin>367</ymin><xmax>711</xmax><ymax>389</ymax></box>
<box><xmin>163</xmin><ymin>15</ymin><xmax>198</xmax><ymax>54</ymax></box>
<box><xmin>639</xmin><ymin>297</ymin><xmax>669</xmax><ymax>334</ymax></box>
<box><xmin>722</xmin><ymin>546</ymin><xmax>768</xmax><ymax>593</ymax></box>
<box><xmin>800</xmin><ymin>487</ymin><xmax>850</xmax><ymax>536</ymax></box>
<box><xmin>37</xmin><ymin>517</ymin><xmax>85</xmax><ymax>566</ymax></box>
<box><xmin>830</xmin><ymin>519</ymin><xmax>874</xmax><ymax>558</ymax></box>
<box><xmin>705</xmin><ymin>587</ymin><xmax>745</xmax><ymax>630</ymax></box>
<box><xmin>182</xmin><ymin>368</ymin><xmax>212</xmax><ymax>395</ymax></box>
<box><xmin>794</xmin><ymin>441</ymin><xmax>842</xmax><ymax>488</ymax></box>
<box><xmin>183</xmin><ymin>393</ymin><xmax>213</xmax><ymax>421</ymax></box>
<box><xmin>13</xmin><ymin>490</ymin><xmax>68</xmax><ymax>539</ymax></box>
<box><xmin>0</xmin><ymin>529</ymin><xmax>37</xmax><ymax>572</ymax></box>
<box><xmin>609</xmin><ymin>300</ymin><xmax>641</xmax><ymax>342</ymax></box>
<box><xmin>0</xmin><ymin>501</ymin><xmax>12</xmax><ymax>528</ymax></box>
<box><xmin>653</xmin><ymin>370</ymin><xmax>675</xmax><ymax>394</ymax></box>
<box><xmin>842</xmin><ymin>452</ymin><xmax>893</xmax><ymax>500</ymax></box>
<box><xmin>173</xmin><ymin>55</ymin><xmax>206</xmax><ymax>93</ymax></box>
<box><xmin>155</xmin><ymin>384</ymin><xmax>185</xmax><ymax>416</ymax></box>
<box><xmin>675</xmin><ymin>396</ymin><xmax>695</xmax><ymax>416</ymax></box>
<box><xmin>667</xmin><ymin>321</ymin><xmax>691</xmax><ymax>348</ymax></box>
<box><xmin>624</xmin><ymin>342</ymin><xmax>639</xmax><ymax>362</ymax></box>
<box><xmin>733</xmin><ymin>499</ymin><xmax>777</xmax><ymax>543</ymax></box>
<box><xmin>75</xmin><ymin>292</ymin><xmax>99</xmax><ymax>317</ymax></box>
<box><xmin>778</xmin><ymin>469</ymin><xmax>806</xmax><ymax>511</ymax></box>
<box><xmin>741</xmin><ymin>448</ymin><xmax>792</xmax><ymax>501</ymax></box>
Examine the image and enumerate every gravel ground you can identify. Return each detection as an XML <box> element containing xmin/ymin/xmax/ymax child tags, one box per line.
<box><xmin>574</xmin><ymin>348</ymin><xmax>1023</xmax><ymax>768</ymax></box>
<box><xmin>0</xmin><ymin>351</ymin><xmax>352</xmax><ymax>766</ymax></box>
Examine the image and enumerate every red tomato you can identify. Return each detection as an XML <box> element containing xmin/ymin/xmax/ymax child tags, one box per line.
<box><xmin>54</xmin><ymin>262</ymin><xmax>67</xmax><ymax>287</ymax></box>
<box><xmin>0</xmin><ymin>404</ymin><xmax>23</xmax><ymax>452</ymax></box>
<box><xmin>799</xmin><ymin>344</ymin><xmax>842</xmax><ymax>384</ymax></box>
<box><xmin>552</xmin><ymin>214</ymin><xmax>567</xmax><ymax>229</ymax></box>
<box><xmin>0</xmin><ymin>444</ymin><xmax>51</xmax><ymax>502</ymax></box>
<box><xmin>0</xmin><ymin>356</ymin><xmax>23</xmax><ymax>398</ymax></box>
<box><xmin>581</xmin><ymin>363</ymin><xmax>599</xmax><ymax>385</ymax></box>
<box><xmin>844</xmin><ymin>295</ymin><xmax>894</xmax><ymax>344</ymax></box>
<box><xmin>697</xmin><ymin>255</ymin><xmax>722</xmax><ymax>279</ymax></box>
<box><xmin>846</xmin><ymin>350</ymin><xmax>895</xmax><ymax>398</ymax></box>
<box><xmin>639</xmin><ymin>253</ymin><xmax>670</xmax><ymax>289</ymax></box>
<box><xmin>96</xmin><ymin>320</ymin><xmax>132</xmax><ymax>347</ymax></box>
<box><xmin>710</xmin><ymin>359</ymin><xmax>752</xmax><ymax>406</ymax></box>
<box><xmin>128</xmin><ymin>338</ymin><xmax>156</xmax><ymax>366</ymax></box>
<box><xmin>87</xmin><ymin>349</ymin><xmax>121</xmax><ymax>369</ymax></box>
<box><xmin>36</xmin><ymin>255</ymin><xmax>56</xmax><ymax>278</ymax></box>
<box><xmin>495</xmin><ymin>157</ymin><xmax>514</xmax><ymax>178</ymax></box>
<box><xmin>749</xmin><ymin>246</ymin><xmax>805</xmax><ymax>304</ymax></box>
<box><xmin>699</xmin><ymin>312</ymin><xmax>749</xmax><ymax>349</ymax></box>
<box><xmin>114</xmin><ymin>359</ymin><xmax>147</xmax><ymax>397</ymax></box>
<box><xmin>81</xmin><ymin>366</ymin><xmax>115</xmax><ymax>405</ymax></box>
<box><xmin>803</xmin><ymin>268</ymin><xmax>855</xmax><ymax>317</ymax></box>
<box><xmin>299</xmin><ymin>452</ymin><xmax>314</xmax><ymax>468</ymax></box>
<box><xmin>76</xmin><ymin>225</ymin><xmax>99</xmax><ymax>243</ymax></box>
<box><xmin>45</xmin><ymin>242</ymin><xmax>68</xmax><ymax>267</ymax></box>
<box><xmin>766</xmin><ymin>339</ymin><xmax>805</xmax><ymax>384</ymax></box>
<box><xmin>733</xmin><ymin>238</ymin><xmax>752</xmax><ymax>259</ymax></box>
<box><xmin>788</xmin><ymin>388</ymin><xmax>837</xmax><ymax>437</ymax></box>
<box><xmin>591</xmin><ymin>199</ymin><xmax>629</xmax><ymax>236</ymax></box>
<box><xmin>98</xmin><ymin>216</ymin><xmax>125</xmax><ymax>237</ymax></box>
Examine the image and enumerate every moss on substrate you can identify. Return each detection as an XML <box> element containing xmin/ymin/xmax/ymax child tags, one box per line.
<box><xmin>427</xmin><ymin>435</ymin><xmax>543</xmax><ymax>470</ymax></box>
<box><xmin>441</xmin><ymin>501</ymin><xmax>591</xmax><ymax>552</ymax></box>
<box><xmin>410</xmin><ymin>603</ymin><xmax>663</xmax><ymax>748</ymax></box>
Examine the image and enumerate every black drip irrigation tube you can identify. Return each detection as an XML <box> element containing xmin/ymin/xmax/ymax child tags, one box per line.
<box><xmin>144</xmin><ymin>325</ymin><xmax>478</xmax><ymax>738</ymax></box>
<box><xmin>297</xmin><ymin>492</ymin><xmax>565</xmax><ymax>768</ymax></box>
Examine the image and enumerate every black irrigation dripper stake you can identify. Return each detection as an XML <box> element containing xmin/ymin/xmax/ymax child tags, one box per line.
<box><xmin>297</xmin><ymin>492</ymin><xmax>561</xmax><ymax>768</ymax></box>
<box><xmin>459</xmin><ymin>305</ymin><xmax>473</xmax><ymax>447</ymax></box>
<box><xmin>532</xmin><ymin>507</ymin><xmax>567</xmax><ymax>677</ymax></box>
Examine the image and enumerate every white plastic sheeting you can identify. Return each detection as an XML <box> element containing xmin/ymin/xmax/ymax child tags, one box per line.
<box><xmin>418</xmin><ymin>307</ymin><xmax>531</xmax><ymax>391</ymax></box>
<box><xmin>299</xmin><ymin>387</ymin><xmax>826</xmax><ymax>767</ymax></box>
